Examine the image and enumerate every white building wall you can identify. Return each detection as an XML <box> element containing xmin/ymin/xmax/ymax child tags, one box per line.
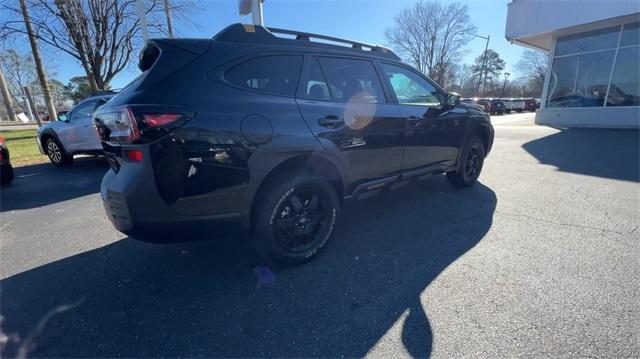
<box><xmin>506</xmin><ymin>0</ymin><xmax>640</xmax><ymax>50</ymax></box>
<box><xmin>536</xmin><ymin>107</ymin><xmax>640</xmax><ymax>129</ymax></box>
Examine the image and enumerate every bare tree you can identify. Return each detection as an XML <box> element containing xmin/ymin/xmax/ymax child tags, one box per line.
<box><xmin>0</xmin><ymin>49</ymin><xmax>37</xmax><ymax>100</ymax></box>
<box><xmin>1</xmin><ymin>0</ymin><xmax>198</xmax><ymax>91</ymax></box>
<box><xmin>515</xmin><ymin>49</ymin><xmax>548</xmax><ymax>96</ymax></box>
<box><xmin>446</xmin><ymin>63</ymin><xmax>477</xmax><ymax>95</ymax></box>
<box><xmin>385</xmin><ymin>0</ymin><xmax>476</xmax><ymax>84</ymax></box>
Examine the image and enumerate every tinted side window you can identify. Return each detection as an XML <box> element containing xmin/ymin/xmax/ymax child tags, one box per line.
<box><xmin>70</xmin><ymin>99</ymin><xmax>99</xmax><ymax>121</ymax></box>
<box><xmin>303</xmin><ymin>58</ymin><xmax>331</xmax><ymax>101</ymax></box>
<box><xmin>225</xmin><ymin>55</ymin><xmax>302</xmax><ymax>97</ymax></box>
<box><xmin>380</xmin><ymin>63</ymin><xmax>442</xmax><ymax>107</ymax></box>
<box><xmin>317</xmin><ymin>57</ymin><xmax>384</xmax><ymax>103</ymax></box>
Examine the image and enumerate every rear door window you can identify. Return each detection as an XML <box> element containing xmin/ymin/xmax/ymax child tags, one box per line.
<box><xmin>69</xmin><ymin>99</ymin><xmax>100</xmax><ymax>122</ymax></box>
<box><xmin>302</xmin><ymin>58</ymin><xmax>331</xmax><ymax>101</ymax></box>
<box><xmin>225</xmin><ymin>55</ymin><xmax>303</xmax><ymax>97</ymax></box>
<box><xmin>317</xmin><ymin>57</ymin><xmax>384</xmax><ymax>103</ymax></box>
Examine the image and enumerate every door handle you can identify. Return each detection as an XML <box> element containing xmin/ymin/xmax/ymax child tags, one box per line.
<box><xmin>318</xmin><ymin>115</ymin><xmax>345</xmax><ymax>128</ymax></box>
<box><xmin>406</xmin><ymin>116</ymin><xmax>422</xmax><ymax>127</ymax></box>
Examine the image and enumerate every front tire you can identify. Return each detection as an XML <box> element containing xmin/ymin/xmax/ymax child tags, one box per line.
<box><xmin>447</xmin><ymin>136</ymin><xmax>486</xmax><ymax>188</ymax></box>
<box><xmin>253</xmin><ymin>171</ymin><xmax>339</xmax><ymax>265</ymax></box>
<box><xmin>45</xmin><ymin>138</ymin><xmax>73</xmax><ymax>166</ymax></box>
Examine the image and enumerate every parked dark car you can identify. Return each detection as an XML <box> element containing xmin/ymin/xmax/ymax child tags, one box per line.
<box><xmin>489</xmin><ymin>99</ymin><xmax>505</xmax><ymax>115</ymax></box>
<box><xmin>0</xmin><ymin>136</ymin><xmax>14</xmax><ymax>186</ymax></box>
<box><xmin>524</xmin><ymin>98</ymin><xmax>539</xmax><ymax>112</ymax></box>
<box><xmin>94</xmin><ymin>24</ymin><xmax>494</xmax><ymax>265</ymax></box>
<box><xmin>461</xmin><ymin>98</ymin><xmax>485</xmax><ymax>112</ymax></box>
<box><xmin>476</xmin><ymin>100</ymin><xmax>492</xmax><ymax>113</ymax></box>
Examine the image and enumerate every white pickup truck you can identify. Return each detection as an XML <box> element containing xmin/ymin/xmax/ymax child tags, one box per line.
<box><xmin>502</xmin><ymin>98</ymin><xmax>525</xmax><ymax>113</ymax></box>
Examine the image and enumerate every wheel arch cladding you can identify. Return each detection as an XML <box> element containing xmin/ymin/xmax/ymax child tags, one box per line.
<box><xmin>470</xmin><ymin>124</ymin><xmax>491</xmax><ymax>153</ymax></box>
<box><xmin>250</xmin><ymin>154</ymin><xmax>345</xmax><ymax>231</ymax></box>
<box><xmin>39</xmin><ymin>130</ymin><xmax>57</xmax><ymax>144</ymax></box>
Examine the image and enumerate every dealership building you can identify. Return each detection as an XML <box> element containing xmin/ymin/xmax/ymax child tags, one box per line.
<box><xmin>506</xmin><ymin>0</ymin><xmax>639</xmax><ymax>128</ymax></box>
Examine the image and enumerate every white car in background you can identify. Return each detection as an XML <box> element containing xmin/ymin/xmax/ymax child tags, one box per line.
<box><xmin>36</xmin><ymin>93</ymin><xmax>115</xmax><ymax>166</ymax></box>
<box><xmin>501</xmin><ymin>98</ymin><xmax>525</xmax><ymax>113</ymax></box>
<box><xmin>512</xmin><ymin>98</ymin><xmax>525</xmax><ymax>113</ymax></box>
<box><xmin>501</xmin><ymin>99</ymin><xmax>515</xmax><ymax>114</ymax></box>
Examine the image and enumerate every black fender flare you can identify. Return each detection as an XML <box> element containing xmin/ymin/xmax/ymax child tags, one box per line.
<box><xmin>456</xmin><ymin>119</ymin><xmax>493</xmax><ymax>166</ymax></box>
<box><xmin>244</xmin><ymin>146</ymin><xmax>347</xmax><ymax>230</ymax></box>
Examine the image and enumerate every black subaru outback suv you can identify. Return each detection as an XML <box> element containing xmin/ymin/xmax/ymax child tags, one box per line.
<box><xmin>94</xmin><ymin>24</ymin><xmax>494</xmax><ymax>265</ymax></box>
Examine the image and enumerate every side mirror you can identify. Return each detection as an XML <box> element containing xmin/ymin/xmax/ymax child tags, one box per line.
<box><xmin>447</xmin><ymin>93</ymin><xmax>461</xmax><ymax>107</ymax></box>
<box><xmin>57</xmin><ymin>113</ymin><xmax>68</xmax><ymax>122</ymax></box>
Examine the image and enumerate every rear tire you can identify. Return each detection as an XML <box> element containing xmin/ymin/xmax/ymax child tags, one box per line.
<box><xmin>45</xmin><ymin>138</ymin><xmax>73</xmax><ymax>166</ymax></box>
<box><xmin>447</xmin><ymin>136</ymin><xmax>486</xmax><ymax>188</ymax></box>
<box><xmin>252</xmin><ymin>171</ymin><xmax>340</xmax><ymax>265</ymax></box>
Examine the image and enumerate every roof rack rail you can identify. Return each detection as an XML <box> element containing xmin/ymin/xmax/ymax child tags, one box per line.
<box><xmin>213</xmin><ymin>23</ymin><xmax>400</xmax><ymax>60</ymax></box>
<box><xmin>266</xmin><ymin>26</ymin><xmax>396</xmax><ymax>55</ymax></box>
<box><xmin>91</xmin><ymin>89</ymin><xmax>118</xmax><ymax>97</ymax></box>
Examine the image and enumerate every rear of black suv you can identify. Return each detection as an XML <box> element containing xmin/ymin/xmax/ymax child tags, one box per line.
<box><xmin>96</xmin><ymin>27</ymin><xmax>319</xmax><ymax>242</ymax></box>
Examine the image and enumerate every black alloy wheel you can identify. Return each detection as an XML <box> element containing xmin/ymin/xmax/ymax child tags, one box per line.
<box><xmin>464</xmin><ymin>145</ymin><xmax>482</xmax><ymax>179</ymax></box>
<box><xmin>253</xmin><ymin>172</ymin><xmax>339</xmax><ymax>265</ymax></box>
<box><xmin>447</xmin><ymin>136</ymin><xmax>485</xmax><ymax>188</ymax></box>
<box><xmin>272</xmin><ymin>189</ymin><xmax>334</xmax><ymax>254</ymax></box>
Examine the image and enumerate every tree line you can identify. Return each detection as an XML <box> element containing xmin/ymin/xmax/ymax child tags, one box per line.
<box><xmin>0</xmin><ymin>0</ymin><xmax>196</xmax><ymax>121</ymax></box>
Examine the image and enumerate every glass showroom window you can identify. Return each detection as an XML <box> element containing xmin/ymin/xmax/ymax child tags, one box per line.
<box><xmin>546</xmin><ymin>26</ymin><xmax>618</xmax><ymax>108</ymax></box>
<box><xmin>546</xmin><ymin>22</ymin><xmax>640</xmax><ymax>108</ymax></box>
<box><xmin>607</xmin><ymin>23</ymin><xmax>640</xmax><ymax>107</ymax></box>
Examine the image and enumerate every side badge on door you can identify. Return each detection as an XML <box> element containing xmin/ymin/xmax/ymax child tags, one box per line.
<box><xmin>340</xmin><ymin>136</ymin><xmax>366</xmax><ymax>148</ymax></box>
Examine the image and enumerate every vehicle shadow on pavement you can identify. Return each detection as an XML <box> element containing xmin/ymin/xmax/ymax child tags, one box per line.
<box><xmin>522</xmin><ymin>128</ymin><xmax>639</xmax><ymax>182</ymax></box>
<box><xmin>1</xmin><ymin>176</ymin><xmax>496</xmax><ymax>358</ymax></box>
<box><xmin>0</xmin><ymin>157</ymin><xmax>107</xmax><ymax>212</ymax></box>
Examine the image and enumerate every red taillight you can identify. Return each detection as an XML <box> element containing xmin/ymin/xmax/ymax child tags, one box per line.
<box><xmin>126</xmin><ymin>107</ymin><xmax>141</xmax><ymax>141</ymax></box>
<box><xmin>126</xmin><ymin>149</ymin><xmax>143</xmax><ymax>162</ymax></box>
<box><xmin>142</xmin><ymin>113</ymin><xmax>182</xmax><ymax>127</ymax></box>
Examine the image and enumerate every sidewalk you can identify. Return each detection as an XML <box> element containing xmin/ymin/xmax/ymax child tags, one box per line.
<box><xmin>0</xmin><ymin>122</ymin><xmax>40</xmax><ymax>130</ymax></box>
<box><xmin>490</xmin><ymin>112</ymin><xmax>536</xmax><ymax>126</ymax></box>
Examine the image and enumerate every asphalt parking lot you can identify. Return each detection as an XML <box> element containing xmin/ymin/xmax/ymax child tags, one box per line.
<box><xmin>1</xmin><ymin>113</ymin><xmax>639</xmax><ymax>358</ymax></box>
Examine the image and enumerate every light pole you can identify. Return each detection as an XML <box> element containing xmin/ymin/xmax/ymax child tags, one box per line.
<box><xmin>135</xmin><ymin>0</ymin><xmax>150</xmax><ymax>42</ymax></box>
<box><xmin>163</xmin><ymin>0</ymin><xmax>174</xmax><ymax>38</ymax></box>
<box><xmin>239</xmin><ymin>0</ymin><xmax>265</xmax><ymax>26</ymax></box>
<box><xmin>501</xmin><ymin>72</ymin><xmax>511</xmax><ymax>97</ymax></box>
<box><xmin>468</xmin><ymin>33</ymin><xmax>490</xmax><ymax>95</ymax></box>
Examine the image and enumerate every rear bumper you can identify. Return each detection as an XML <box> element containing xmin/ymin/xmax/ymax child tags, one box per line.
<box><xmin>100</xmin><ymin>158</ymin><xmax>248</xmax><ymax>243</ymax></box>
